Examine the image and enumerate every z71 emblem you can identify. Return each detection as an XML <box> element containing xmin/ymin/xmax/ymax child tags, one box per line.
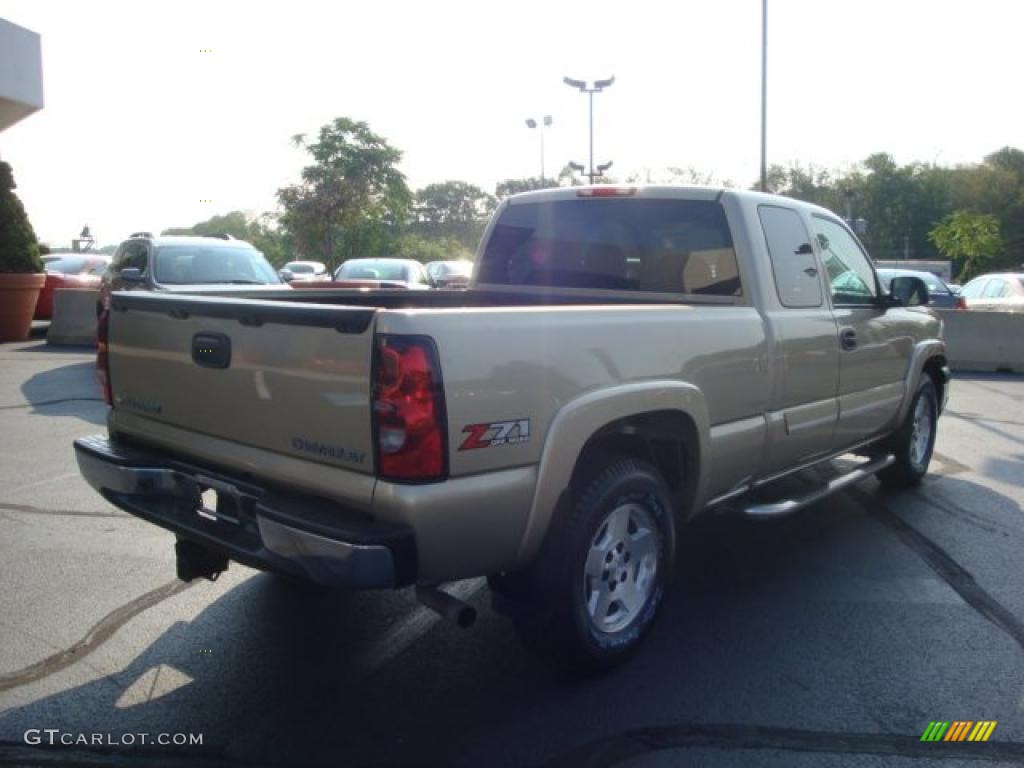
<box><xmin>459</xmin><ymin>419</ymin><xmax>530</xmax><ymax>450</ymax></box>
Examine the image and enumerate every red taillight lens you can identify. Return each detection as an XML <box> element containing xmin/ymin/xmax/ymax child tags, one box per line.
<box><xmin>373</xmin><ymin>335</ymin><xmax>446</xmax><ymax>482</ymax></box>
<box><xmin>954</xmin><ymin>297</ymin><xmax>967</xmax><ymax>311</ymax></box>
<box><xmin>96</xmin><ymin>309</ymin><xmax>112</xmax><ymax>405</ymax></box>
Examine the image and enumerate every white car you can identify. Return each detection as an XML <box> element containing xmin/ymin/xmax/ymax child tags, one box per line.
<box><xmin>279</xmin><ymin>260</ymin><xmax>330</xmax><ymax>282</ymax></box>
<box><xmin>955</xmin><ymin>273</ymin><xmax>1024</xmax><ymax>312</ymax></box>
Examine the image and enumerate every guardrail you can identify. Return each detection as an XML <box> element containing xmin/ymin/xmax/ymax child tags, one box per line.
<box><xmin>935</xmin><ymin>308</ymin><xmax>1024</xmax><ymax>373</ymax></box>
<box><xmin>47</xmin><ymin>288</ymin><xmax>100</xmax><ymax>346</ymax></box>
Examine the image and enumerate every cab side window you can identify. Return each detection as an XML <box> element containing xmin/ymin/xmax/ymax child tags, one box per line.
<box><xmin>812</xmin><ymin>216</ymin><xmax>878</xmax><ymax>305</ymax></box>
<box><xmin>759</xmin><ymin>205</ymin><xmax>821</xmax><ymax>308</ymax></box>
<box><xmin>120</xmin><ymin>242</ymin><xmax>149</xmax><ymax>274</ymax></box>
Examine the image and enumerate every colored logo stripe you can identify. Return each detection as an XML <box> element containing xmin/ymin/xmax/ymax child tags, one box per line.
<box><xmin>968</xmin><ymin>721</ymin><xmax>997</xmax><ymax>742</ymax></box>
<box><xmin>945</xmin><ymin>721</ymin><xmax>972</xmax><ymax>741</ymax></box>
<box><xmin>921</xmin><ymin>721</ymin><xmax>997</xmax><ymax>742</ymax></box>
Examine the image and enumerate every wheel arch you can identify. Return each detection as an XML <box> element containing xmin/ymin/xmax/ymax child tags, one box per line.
<box><xmin>895</xmin><ymin>339</ymin><xmax>949</xmax><ymax>424</ymax></box>
<box><xmin>514</xmin><ymin>381</ymin><xmax>710</xmax><ymax>568</ymax></box>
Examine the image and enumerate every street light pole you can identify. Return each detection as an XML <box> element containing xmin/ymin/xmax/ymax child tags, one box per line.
<box><xmin>588</xmin><ymin>90</ymin><xmax>594</xmax><ymax>183</ymax></box>
<box><xmin>760</xmin><ymin>0</ymin><xmax>768</xmax><ymax>193</ymax></box>
<box><xmin>564</xmin><ymin>76</ymin><xmax>615</xmax><ymax>184</ymax></box>
<box><xmin>525</xmin><ymin>116</ymin><xmax>553</xmax><ymax>183</ymax></box>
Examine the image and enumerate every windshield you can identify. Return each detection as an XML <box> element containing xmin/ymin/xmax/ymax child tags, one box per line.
<box><xmin>154</xmin><ymin>246</ymin><xmax>279</xmax><ymax>284</ymax></box>
<box><xmin>44</xmin><ymin>255</ymin><xmax>108</xmax><ymax>274</ymax></box>
<box><xmin>439</xmin><ymin>261</ymin><xmax>472</xmax><ymax>277</ymax></box>
<box><xmin>477</xmin><ymin>198</ymin><xmax>740</xmax><ymax>295</ymax></box>
<box><xmin>284</xmin><ymin>262</ymin><xmax>314</xmax><ymax>274</ymax></box>
<box><xmin>337</xmin><ymin>260</ymin><xmax>410</xmax><ymax>281</ymax></box>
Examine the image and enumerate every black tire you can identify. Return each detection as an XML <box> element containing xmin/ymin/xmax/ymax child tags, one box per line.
<box><xmin>878</xmin><ymin>375</ymin><xmax>938</xmax><ymax>489</ymax></box>
<box><xmin>508</xmin><ymin>457</ymin><xmax>676</xmax><ymax>674</ymax></box>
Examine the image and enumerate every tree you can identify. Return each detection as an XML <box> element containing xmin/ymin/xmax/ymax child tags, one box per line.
<box><xmin>973</xmin><ymin>148</ymin><xmax>1024</xmax><ymax>269</ymax></box>
<box><xmin>412</xmin><ymin>181</ymin><xmax>494</xmax><ymax>250</ymax></box>
<box><xmin>929</xmin><ymin>211</ymin><xmax>1003</xmax><ymax>280</ymax></box>
<box><xmin>277</xmin><ymin>118</ymin><xmax>411</xmax><ymax>271</ymax></box>
<box><xmin>0</xmin><ymin>161</ymin><xmax>42</xmax><ymax>273</ymax></box>
<box><xmin>162</xmin><ymin>211</ymin><xmax>252</xmax><ymax>239</ymax></box>
<box><xmin>756</xmin><ymin>163</ymin><xmax>845</xmax><ymax>212</ymax></box>
<box><xmin>416</xmin><ymin>181</ymin><xmax>494</xmax><ymax>224</ymax></box>
<box><xmin>392</xmin><ymin>233</ymin><xmax>472</xmax><ymax>263</ymax></box>
<box><xmin>634</xmin><ymin>166</ymin><xmax>734</xmax><ymax>187</ymax></box>
<box><xmin>495</xmin><ymin>177</ymin><xmax>560</xmax><ymax>198</ymax></box>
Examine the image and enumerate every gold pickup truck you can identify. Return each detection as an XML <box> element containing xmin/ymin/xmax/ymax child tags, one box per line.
<box><xmin>75</xmin><ymin>186</ymin><xmax>949</xmax><ymax>671</ymax></box>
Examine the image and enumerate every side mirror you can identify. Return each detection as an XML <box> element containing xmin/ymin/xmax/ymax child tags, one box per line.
<box><xmin>119</xmin><ymin>267</ymin><xmax>144</xmax><ymax>283</ymax></box>
<box><xmin>889</xmin><ymin>275</ymin><xmax>930</xmax><ymax>307</ymax></box>
<box><xmin>279</xmin><ymin>269</ymin><xmax>294</xmax><ymax>283</ymax></box>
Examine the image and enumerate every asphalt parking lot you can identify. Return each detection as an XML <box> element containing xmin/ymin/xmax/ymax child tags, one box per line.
<box><xmin>1</xmin><ymin>334</ymin><xmax>1023</xmax><ymax>767</ymax></box>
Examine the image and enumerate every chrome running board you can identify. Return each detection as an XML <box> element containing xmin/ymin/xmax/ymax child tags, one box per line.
<box><xmin>742</xmin><ymin>454</ymin><xmax>895</xmax><ymax>518</ymax></box>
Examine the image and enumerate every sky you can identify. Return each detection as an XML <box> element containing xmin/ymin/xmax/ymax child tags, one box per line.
<box><xmin>0</xmin><ymin>0</ymin><xmax>1021</xmax><ymax>247</ymax></box>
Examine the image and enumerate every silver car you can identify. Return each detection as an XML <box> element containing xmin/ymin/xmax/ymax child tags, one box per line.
<box><xmin>333</xmin><ymin>258</ymin><xmax>434</xmax><ymax>289</ymax></box>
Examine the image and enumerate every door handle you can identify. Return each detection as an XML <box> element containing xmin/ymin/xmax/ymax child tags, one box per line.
<box><xmin>840</xmin><ymin>327</ymin><xmax>857</xmax><ymax>351</ymax></box>
<box><xmin>803</xmin><ymin>267</ymin><xmax>818</xmax><ymax>277</ymax></box>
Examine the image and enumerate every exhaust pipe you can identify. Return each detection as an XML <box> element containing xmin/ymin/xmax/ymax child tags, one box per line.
<box><xmin>415</xmin><ymin>585</ymin><xmax>477</xmax><ymax>628</ymax></box>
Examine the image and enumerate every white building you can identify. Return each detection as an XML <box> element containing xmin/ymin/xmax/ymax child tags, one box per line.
<box><xmin>0</xmin><ymin>17</ymin><xmax>43</xmax><ymax>133</ymax></box>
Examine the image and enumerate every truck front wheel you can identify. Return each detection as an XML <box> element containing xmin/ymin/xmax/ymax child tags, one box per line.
<box><xmin>510</xmin><ymin>457</ymin><xmax>676</xmax><ymax>674</ymax></box>
<box><xmin>878</xmin><ymin>375</ymin><xmax>938</xmax><ymax>489</ymax></box>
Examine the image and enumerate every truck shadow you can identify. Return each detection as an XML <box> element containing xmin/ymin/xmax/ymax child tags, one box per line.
<box><xmin>0</xmin><ymin>475</ymin><xmax>1020</xmax><ymax>767</ymax></box>
<box><xmin>17</xmin><ymin>361</ymin><xmax>106</xmax><ymax>426</ymax></box>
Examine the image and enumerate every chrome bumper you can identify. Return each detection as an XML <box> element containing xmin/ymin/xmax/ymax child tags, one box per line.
<box><xmin>74</xmin><ymin>435</ymin><xmax>415</xmax><ymax>588</ymax></box>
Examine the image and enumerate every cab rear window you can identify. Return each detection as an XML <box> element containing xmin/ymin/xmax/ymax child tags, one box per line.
<box><xmin>477</xmin><ymin>198</ymin><xmax>741</xmax><ymax>296</ymax></box>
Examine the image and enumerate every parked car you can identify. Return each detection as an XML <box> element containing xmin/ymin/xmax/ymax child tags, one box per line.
<box><xmin>876</xmin><ymin>268</ymin><xmax>957</xmax><ymax>308</ymax></box>
<box><xmin>330</xmin><ymin>258</ymin><xmax>434</xmax><ymax>289</ymax></box>
<box><xmin>77</xmin><ymin>185</ymin><xmax>947</xmax><ymax>673</ymax></box>
<box><xmin>953</xmin><ymin>273</ymin><xmax>1024</xmax><ymax>312</ymax></box>
<box><xmin>426</xmin><ymin>260</ymin><xmax>473</xmax><ymax>289</ymax></box>
<box><xmin>34</xmin><ymin>253</ymin><xmax>112</xmax><ymax>320</ymax></box>
<box><xmin>98</xmin><ymin>234</ymin><xmax>284</xmax><ymax>311</ymax></box>
<box><xmin>279</xmin><ymin>260</ymin><xmax>330</xmax><ymax>283</ymax></box>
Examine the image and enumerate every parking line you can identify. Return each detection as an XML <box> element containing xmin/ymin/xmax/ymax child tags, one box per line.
<box><xmin>8</xmin><ymin>471</ymin><xmax>81</xmax><ymax>493</ymax></box>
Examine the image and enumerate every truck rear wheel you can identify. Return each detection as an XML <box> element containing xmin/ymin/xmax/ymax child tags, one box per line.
<box><xmin>878</xmin><ymin>375</ymin><xmax>938</xmax><ymax>490</ymax></box>
<box><xmin>510</xmin><ymin>457</ymin><xmax>676</xmax><ymax>674</ymax></box>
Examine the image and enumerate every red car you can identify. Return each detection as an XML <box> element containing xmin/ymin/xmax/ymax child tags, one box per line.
<box><xmin>34</xmin><ymin>254</ymin><xmax>112</xmax><ymax>320</ymax></box>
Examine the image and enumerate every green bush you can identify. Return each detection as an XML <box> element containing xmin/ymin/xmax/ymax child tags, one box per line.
<box><xmin>0</xmin><ymin>161</ymin><xmax>43</xmax><ymax>273</ymax></box>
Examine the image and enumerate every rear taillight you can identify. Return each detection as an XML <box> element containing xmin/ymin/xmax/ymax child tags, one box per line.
<box><xmin>372</xmin><ymin>335</ymin><xmax>446</xmax><ymax>482</ymax></box>
<box><xmin>96</xmin><ymin>308</ymin><xmax>112</xmax><ymax>405</ymax></box>
<box><xmin>954</xmin><ymin>296</ymin><xmax>967</xmax><ymax>310</ymax></box>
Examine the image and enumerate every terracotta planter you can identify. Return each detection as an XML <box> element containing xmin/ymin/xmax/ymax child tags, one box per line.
<box><xmin>0</xmin><ymin>272</ymin><xmax>46</xmax><ymax>342</ymax></box>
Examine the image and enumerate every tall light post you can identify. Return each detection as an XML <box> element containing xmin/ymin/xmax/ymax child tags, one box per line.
<box><xmin>760</xmin><ymin>0</ymin><xmax>768</xmax><ymax>192</ymax></box>
<box><xmin>525</xmin><ymin>115</ymin><xmax>553</xmax><ymax>183</ymax></box>
<box><xmin>563</xmin><ymin>75</ymin><xmax>615</xmax><ymax>184</ymax></box>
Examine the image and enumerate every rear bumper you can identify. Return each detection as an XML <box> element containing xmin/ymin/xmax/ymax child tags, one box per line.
<box><xmin>74</xmin><ymin>435</ymin><xmax>415</xmax><ymax>588</ymax></box>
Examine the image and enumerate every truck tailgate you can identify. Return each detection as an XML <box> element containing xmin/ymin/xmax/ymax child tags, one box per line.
<box><xmin>107</xmin><ymin>293</ymin><xmax>377</xmax><ymax>474</ymax></box>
